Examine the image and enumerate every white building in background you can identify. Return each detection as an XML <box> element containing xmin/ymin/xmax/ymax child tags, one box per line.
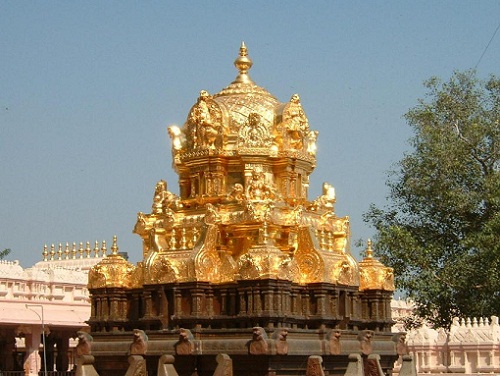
<box><xmin>391</xmin><ymin>299</ymin><xmax>500</xmax><ymax>375</ymax></box>
<box><xmin>0</xmin><ymin>241</ymin><xmax>107</xmax><ymax>374</ymax></box>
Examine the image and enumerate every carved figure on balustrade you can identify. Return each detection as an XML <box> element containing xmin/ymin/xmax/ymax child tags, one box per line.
<box><xmin>129</xmin><ymin>329</ymin><xmax>148</xmax><ymax>356</ymax></box>
<box><xmin>273</xmin><ymin>328</ymin><xmax>289</xmax><ymax>355</ymax></box>
<box><xmin>248</xmin><ymin>327</ymin><xmax>268</xmax><ymax>355</ymax></box>
<box><xmin>329</xmin><ymin>329</ymin><xmax>342</xmax><ymax>355</ymax></box>
<box><xmin>394</xmin><ymin>333</ymin><xmax>408</xmax><ymax>356</ymax></box>
<box><xmin>359</xmin><ymin>330</ymin><xmax>373</xmax><ymax>355</ymax></box>
<box><xmin>76</xmin><ymin>332</ymin><xmax>93</xmax><ymax>356</ymax></box>
<box><xmin>175</xmin><ymin>328</ymin><xmax>194</xmax><ymax>355</ymax></box>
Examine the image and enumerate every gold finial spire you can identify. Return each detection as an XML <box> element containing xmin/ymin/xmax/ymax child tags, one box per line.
<box><xmin>233</xmin><ymin>41</ymin><xmax>254</xmax><ymax>84</ymax></box>
<box><xmin>86</xmin><ymin>241</ymin><xmax>91</xmax><ymax>258</ymax></box>
<box><xmin>111</xmin><ymin>235</ymin><xmax>118</xmax><ymax>255</ymax></box>
<box><xmin>43</xmin><ymin>244</ymin><xmax>48</xmax><ymax>261</ymax></box>
<box><xmin>58</xmin><ymin>243</ymin><xmax>63</xmax><ymax>260</ymax></box>
<box><xmin>366</xmin><ymin>239</ymin><xmax>373</xmax><ymax>258</ymax></box>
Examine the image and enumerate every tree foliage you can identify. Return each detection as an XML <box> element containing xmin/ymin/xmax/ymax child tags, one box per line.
<box><xmin>365</xmin><ymin>70</ymin><xmax>500</xmax><ymax>329</ymax></box>
<box><xmin>0</xmin><ymin>248</ymin><xmax>11</xmax><ymax>260</ymax></box>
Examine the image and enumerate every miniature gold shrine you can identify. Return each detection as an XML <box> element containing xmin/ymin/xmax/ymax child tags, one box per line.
<box><xmin>88</xmin><ymin>43</ymin><xmax>394</xmax><ymax>336</ymax></box>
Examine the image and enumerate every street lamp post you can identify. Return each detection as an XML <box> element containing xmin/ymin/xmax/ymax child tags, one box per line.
<box><xmin>26</xmin><ymin>304</ymin><xmax>48</xmax><ymax>376</ymax></box>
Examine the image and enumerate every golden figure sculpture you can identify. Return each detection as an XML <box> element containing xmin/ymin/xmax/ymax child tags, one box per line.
<box><xmin>188</xmin><ymin>90</ymin><xmax>222</xmax><ymax>149</ymax></box>
<box><xmin>282</xmin><ymin>94</ymin><xmax>309</xmax><ymax>150</ymax></box>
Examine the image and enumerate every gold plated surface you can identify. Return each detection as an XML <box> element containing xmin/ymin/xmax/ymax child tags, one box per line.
<box><xmin>359</xmin><ymin>239</ymin><xmax>395</xmax><ymax>291</ymax></box>
<box><xmin>88</xmin><ymin>236</ymin><xmax>136</xmax><ymax>289</ymax></box>
<box><xmin>88</xmin><ymin>43</ymin><xmax>393</xmax><ymax>292</ymax></box>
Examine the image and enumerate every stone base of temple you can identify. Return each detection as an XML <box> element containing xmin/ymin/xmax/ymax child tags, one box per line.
<box><xmin>88</xmin><ymin>328</ymin><xmax>398</xmax><ymax>376</ymax></box>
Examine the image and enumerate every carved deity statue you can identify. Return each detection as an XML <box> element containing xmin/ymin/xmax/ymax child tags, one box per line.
<box><xmin>314</xmin><ymin>182</ymin><xmax>336</xmax><ymax>210</ymax></box>
<box><xmin>283</xmin><ymin>94</ymin><xmax>309</xmax><ymax>149</ymax></box>
<box><xmin>188</xmin><ymin>90</ymin><xmax>222</xmax><ymax>149</ymax></box>
<box><xmin>239</xmin><ymin>112</ymin><xmax>272</xmax><ymax>148</ymax></box>
<box><xmin>152</xmin><ymin>180</ymin><xmax>176</xmax><ymax>214</ymax></box>
<box><xmin>167</xmin><ymin>125</ymin><xmax>186</xmax><ymax>151</ymax></box>
<box><xmin>246</xmin><ymin>168</ymin><xmax>274</xmax><ymax>201</ymax></box>
<box><xmin>226</xmin><ymin>183</ymin><xmax>244</xmax><ymax>202</ymax></box>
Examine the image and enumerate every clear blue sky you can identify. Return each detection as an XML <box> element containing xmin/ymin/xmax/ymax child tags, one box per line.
<box><xmin>1</xmin><ymin>1</ymin><xmax>499</xmax><ymax>267</ymax></box>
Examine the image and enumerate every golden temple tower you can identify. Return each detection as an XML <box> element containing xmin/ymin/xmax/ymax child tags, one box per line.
<box><xmin>87</xmin><ymin>43</ymin><xmax>396</xmax><ymax>375</ymax></box>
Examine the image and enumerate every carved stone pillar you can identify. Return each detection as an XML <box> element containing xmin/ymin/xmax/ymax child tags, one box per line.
<box><xmin>174</xmin><ymin>288</ymin><xmax>183</xmax><ymax>316</ymax></box>
<box><xmin>0</xmin><ymin>328</ymin><xmax>16</xmax><ymax>371</ymax></box>
<box><xmin>23</xmin><ymin>326</ymin><xmax>42</xmax><ymax>376</ymax></box>
<box><xmin>191</xmin><ymin>288</ymin><xmax>203</xmax><ymax>316</ymax></box>
<box><xmin>252</xmin><ymin>287</ymin><xmax>262</xmax><ymax>314</ymax></box>
<box><xmin>315</xmin><ymin>291</ymin><xmax>327</xmax><ymax>316</ymax></box>
<box><xmin>101</xmin><ymin>297</ymin><xmax>110</xmax><ymax>320</ymax></box>
<box><xmin>262</xmin><ymin>285</ymin><xmax>275</xmax><ymax>315</ymax></box>
<box><xmin>45</xmin><ymin>333</ymin><xmax>56</xmax><ymax>371</ymax></box>
<box><xmin>291</xmin><ymin>290</ymin><xmax>299</xmax><ymax>315</ymax></box>
<box><xmin>55</xmin><ymin>332</ymin><xmax>70</xmax><ymax>371</ymax></box>
<box><xmin>206</xmin><ymin>289</ymin><xmax>215</xmax><ymax>317</ymax></box>
<box><xmin>238</xmin><ymin>288</ymin><xmax>247</xmax><ymax>316</ymax></box>
<box><xmin>144</xmin><ymin>290</ymin><xmax>153</xmax><ymax>318</ymax></box>
<box><xmin>109</xmin><ymin>296</ymin><xmax>119</xmax><ymax>320</ymax></box>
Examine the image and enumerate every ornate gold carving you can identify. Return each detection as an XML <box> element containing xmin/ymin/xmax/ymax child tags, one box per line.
<box><xmin>282</xmin><ymin>94</ymin><xmax>309</xmax><ymax>150</ymax></box>
<box><xmin>246</xmin><ymin>167</ymin><xmax>276</xmax><ymax>201</ymax></box>
<box><xmin>359</xmin><ymin>240</ymin><xmax>395</xmax><ymax>291</ymax></box>
<box><xmin>238</xmin><ymin>112</ymin><xmax>273</xmax><ymax>148</ymax></box>
<box><xmin>238</xmin><ymin>244</ymin><xmax>295</xmax><ymax>281</ymax></box>
<box><xmin>89</xmin><ymin>43</ymin><xmax>395</xmax><ymax>293</ymax></box>
<box><xmin>88</xmin><ymin>236</ymin><xmax>135</xmax><ymax>289</ymax></box>
<box><xmin>187</xmin><ymin>90</ymin><xmax>223</xmax><ymax>149</ymax></box>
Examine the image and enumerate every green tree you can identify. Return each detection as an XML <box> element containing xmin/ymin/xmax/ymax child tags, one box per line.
<box><xmin>0</xmin><ymin>248</ymin><xmax>11</xmax><ymax>260</ymax></box>
<box><xmin>365</xmin><ymin>70</ymin><xmax>500</xmax><ymax>329</ymax></box>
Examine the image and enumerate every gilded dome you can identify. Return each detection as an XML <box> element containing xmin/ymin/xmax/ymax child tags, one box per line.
<box><xmin>213</xmin><ymin>42</ymin><xmax>279</xmax><ymax>133</ymax></box>
<box><xmin>88</xmin><ymin>236</ymin><xmax>136</xmax><ymax>289</ymax></box>
<box><xmin>175</xmin><ymin>42</ymin><xmax>315</xmax><ymax>157</ymax></box>
<box><xmin>358</xmin><ymin>240</ymin><xmax>395</xmax><ymax>291</ymax></box>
